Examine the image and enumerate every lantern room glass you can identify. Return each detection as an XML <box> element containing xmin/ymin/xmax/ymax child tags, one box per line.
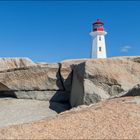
<box><xmin>94</xmin><ymin>24</ymin><xmax>103</xmax><ymax>29</ymax></box>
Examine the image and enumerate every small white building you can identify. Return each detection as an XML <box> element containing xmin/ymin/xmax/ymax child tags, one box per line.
<box><xmin>90</xmin><ymin>19</ymin><xmax>107</xmax><ymax>58</ymax></box>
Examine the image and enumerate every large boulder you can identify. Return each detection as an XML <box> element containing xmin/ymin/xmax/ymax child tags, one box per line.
<box><xmin>0</xmin><ymin>59</ymin><xmax>71</xmax><ymax>103</ymax></box>
<box><xmin>0</xmin><ymin>64</ymin><xmax>63</xmax><ymax>91</ymax></box>
<box><xmin>0</xmin><ymin>61</ymin><xmax>67</xmax><ymax>102</ymax></box>
<box><xmin>70</xmin><ymin>56</ymin><xmax>140</xmax><ymax>107</ymax></box>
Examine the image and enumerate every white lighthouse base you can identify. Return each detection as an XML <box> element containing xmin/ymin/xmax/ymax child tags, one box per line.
<box><xmin>90</xmin><ymin>31</ymin><xmax>107</xmax><ymax>59</ymax></box>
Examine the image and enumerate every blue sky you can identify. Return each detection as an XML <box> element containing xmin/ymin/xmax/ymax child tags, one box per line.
<box><xmin>0</xmin><ymin>1</ymin><xmax>139</xmax><ymax>62</ymax></box>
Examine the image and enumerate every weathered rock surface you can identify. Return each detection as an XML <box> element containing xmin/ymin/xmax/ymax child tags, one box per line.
<box><xmin>0</xmin><ymin>56</ymin><xmax>140</xmax><ymax>105</ymax></box>
<box><xmin>120</xmin><ymin>84</ymin><xmax>140</xmax><ymax>97</ymax></box>
<box><xmin>70</xmin><ymin>56</ymin><xmax>140</xmax><ymax>107</ymax></box>
<box><xmin>0</xmin><ymin>61</ymin><xmax>69</xmax><ymax>102</ymax></box>
<box><xmin>0</xmin><ymin>58</ymin><xmax>36</xmax><ymax>71</ymax></box>
<box><xmin>60</xmin><ymin>59</ymin><xmax>88</xmax><ymax>92</ymax></box>
<box><xmin>0</xmin><ymin>98</ymin><xmax>70</xmax><ymax>128</ymax></box>
<box><xmin>0</xmin><ymin>64</ymin><xmax>63</xmax><ymax>91</ymax></box>
<box><xmin>0</xmin><ymin>96</ymin><xmax>140</xmax><ymax>139</ymax></box>
<box><xmin>0</xmin><ymin>91</ymin><xmax>69</xmax><ymax>102</ymax></box>
<box><xmin>0</xmin><ymin>56</ymin><xmax>140</xmax><ymax>139</ymax></box>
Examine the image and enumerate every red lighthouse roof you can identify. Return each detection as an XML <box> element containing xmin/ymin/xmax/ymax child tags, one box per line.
<box><xmin>92</xmin><ymin>19</ymin><xmax>104</xmax><ymax>32</ymax></box>
<box><xmin>93</xmin><ymin>19</ymin><xmax>104</xmax><ymax>25</ymax></box>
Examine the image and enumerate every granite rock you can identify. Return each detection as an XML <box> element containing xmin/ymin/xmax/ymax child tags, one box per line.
<box><xmin>70</xmin><ymin>57</ymin><xmax>140</xmax><ymax>107</ymax></box>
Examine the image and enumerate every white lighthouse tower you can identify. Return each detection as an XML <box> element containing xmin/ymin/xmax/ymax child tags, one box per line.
<box><xmin>90</xmin><ymin>19</ymin><xmax>107</xmax><ymax>58</ymax></box>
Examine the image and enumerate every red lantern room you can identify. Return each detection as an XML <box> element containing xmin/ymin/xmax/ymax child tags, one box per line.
<box><xmin>93</xmin><ymin>19</ymin><xmax>104</xmax><ymax>32</ymax></box>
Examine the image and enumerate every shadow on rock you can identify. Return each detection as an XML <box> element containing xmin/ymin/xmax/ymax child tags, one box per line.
<box><xmin>121</xmin><ymin>84</ymin><xmax>140</xmax><ymax>97</ymax></box>
<box><xmin>49</xmin><ymin>63</ymin><xmax>72</xmax><ymax>113</ymax></box>
<box><xmin>0</xmin><ymin>83</ymin><xmax>17</xmax><ymax>98</ymax></box>
<box><xmin>49</xmin><ymin>91</ymin><xmax>71</xmax><ymax>113</ymax></box>
<box><xmin>49</xmin><ymin>101</ymin><xmax>71</xmax><ymax>113</ymax></box>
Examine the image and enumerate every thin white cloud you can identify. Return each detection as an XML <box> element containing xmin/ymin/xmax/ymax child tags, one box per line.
<box><xmin>121</xmin><ymin>45</ymin><xmax>131</xmax><ymax>52</ymax></box>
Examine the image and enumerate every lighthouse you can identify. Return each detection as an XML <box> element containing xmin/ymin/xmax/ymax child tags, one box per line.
<box><xmin>90</xmin><ymin>19</ymin><xmax>107</xmax><ymax>58</ymax></box>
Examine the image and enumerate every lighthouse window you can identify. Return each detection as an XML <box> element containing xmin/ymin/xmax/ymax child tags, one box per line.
<box><xmin>99</xmin><ymin>47</ymin><xmax>102</xmax><ymax>52</ymax></box>
<box><xmin>99</xmin><ymin>36</ymin><xmax>101</xmax><ymax>41</ymax></box>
